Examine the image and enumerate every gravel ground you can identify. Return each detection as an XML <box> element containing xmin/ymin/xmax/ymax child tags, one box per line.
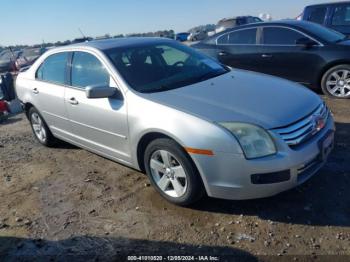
<box><xmin>0</xmin><ymin>96</ymin><xmax>349</xmax><ymax>261</ymax></box>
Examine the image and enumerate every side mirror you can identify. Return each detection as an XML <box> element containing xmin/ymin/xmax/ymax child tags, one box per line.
<box><xmin>296</xmin><ymin>37</ymin><xmax>317</xmax><ymax>48</ymax></box>
<box><xmin>85</xmin><ymin>84</ymin><xmax>116</xmax><ymax>99</ymax></box>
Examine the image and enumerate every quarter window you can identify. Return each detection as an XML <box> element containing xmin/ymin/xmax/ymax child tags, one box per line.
<box><xmin>36</xmin><ymin>52</ymin><xmax>68</xmax><ymax>85</ymax></box>
<box><xmin>263</xmin><ymin>27</ymin><xmax>306</xmax><ymax>45</ymax></box>
<box><xmin>332</xmin><ymin>5</ymin><xmax>350</xmax><ymax>26</ymax></box>
<box><xmin>308</xmin><ymin>7</ymin><xmax>327</xmax><ymax>24</ymax></box>
<box><xmin>71</xmin><ymin>52</ymin><xmax>110</xmax><ymax>89</ymax></box>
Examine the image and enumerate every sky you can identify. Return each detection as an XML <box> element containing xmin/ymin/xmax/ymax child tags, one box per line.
<box><xmin>0</xmin><ymin>0</ymin><xmax>345</xmax><ymax>46</ymax></box>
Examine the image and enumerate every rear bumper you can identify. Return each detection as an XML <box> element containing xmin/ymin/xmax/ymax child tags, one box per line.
<box><xmin>191</xmin><ymin>116</ymin><xmax>335</xmax><ymax>200</ymax></box>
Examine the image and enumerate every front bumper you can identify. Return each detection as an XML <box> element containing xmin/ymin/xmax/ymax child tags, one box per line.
<box><xmin>191</xmin><ymin>116</ymin><xmax>335</xmax><ymax>200</ymax></box>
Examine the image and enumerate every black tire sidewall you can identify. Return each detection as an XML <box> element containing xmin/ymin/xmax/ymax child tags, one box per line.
<box><xmin>144</xmin><ymin>138</ymin><xmax>204</xmax><ymax>206</ymax></box>
<box><xmin>321</xmin><ymin>64</ymin><xmax>350</xmax><ymax>99</ymax></box>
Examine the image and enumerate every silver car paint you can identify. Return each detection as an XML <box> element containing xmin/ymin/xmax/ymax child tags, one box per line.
<box><xmin>15</xmin><ymin>40</ymin><xmax>335</xmax><ymax>200</ymax></box>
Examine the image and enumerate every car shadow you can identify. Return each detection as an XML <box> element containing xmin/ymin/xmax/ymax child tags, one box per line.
<box><xmin>192</xmin><ymin>122</ymin><xmax>350</xmax><ymax>227</ymax></box>
<box><xmin>0</xmin><ymin>236</ymin><xmax>257</xmax><ymax>262</ymax></box>
<box><xmin>0</xmin><ymin>115</ymin><xmax>22</xmax><ymax>125</ymax></box>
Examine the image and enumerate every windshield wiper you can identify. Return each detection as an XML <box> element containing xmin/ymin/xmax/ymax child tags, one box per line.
<box><xmin>138</xmin><ymin>85</ymin><xmax>174</xmax><ymax>93</ymax></box>
<box><xmin>197</xmin><ymin>70</ymin><xmax>227</xmax><ymax>82</ymax></box>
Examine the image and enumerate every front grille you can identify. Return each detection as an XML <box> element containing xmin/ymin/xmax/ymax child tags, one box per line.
<box><xmin>272</xmin><ymin>103</ymin><xmax>329</xmax><ymax>148</ymax></box>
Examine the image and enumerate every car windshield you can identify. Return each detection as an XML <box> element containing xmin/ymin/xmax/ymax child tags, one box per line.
<box><xmin>303</xmin><ymin>22</ymin><xmax>346</xmax><ymax>42</ymax></box>
<box><xmin>105</xmin><ymin>42</ymin><xmax>229</xmax><ymax>93</ymax></box>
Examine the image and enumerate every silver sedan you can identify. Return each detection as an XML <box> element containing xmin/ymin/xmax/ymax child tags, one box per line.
<box><xmin>15</xmin><ymin>38</ymin><xmax>335</xmax><ymax>205</ymax></box>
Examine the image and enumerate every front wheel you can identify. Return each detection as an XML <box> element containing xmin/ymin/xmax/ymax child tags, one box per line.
<box><xmin>321</xmin><ymin>65</ymin><xmax>350</xmax><ymax>99</ymax></box>
<box><xmin>144</xmin><ymin>138</ymin><xmax>205</xmax><ymax>206</ymax></box>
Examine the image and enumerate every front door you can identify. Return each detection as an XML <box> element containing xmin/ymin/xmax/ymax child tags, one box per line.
<box><xmin>256</xmin><ymin>26</ymin><xmax>323</xmax><ymax>85</ymax></box>
<box><xmin>64</xmin><ymin>51</ymin><xmax>130</xmax><ymax>163</ymax></box>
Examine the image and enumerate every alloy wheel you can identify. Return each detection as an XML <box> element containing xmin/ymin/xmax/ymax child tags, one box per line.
<box><xmin>31</xmin><ymin>112</ymin><xmax>47</xmax><ymax>143</ymax></box>
<box><xmin>326</xmin><ymin>69</ymin><xmax>350</xmax><ymax>98</ymax></box>
<box><xmin>150</xmin><ymin>150</ymin><xmax>188</xmax><ymax>198</ymax></box>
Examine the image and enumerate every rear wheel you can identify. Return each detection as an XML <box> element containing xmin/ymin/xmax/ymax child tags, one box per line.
<box><xmin>321</xmin><ymin>65</ymin><xmax>350</xmax><ymax>99</ymax></box>
<box><xmin>28</xmin><ymin>107</ymin><xmax>57</xmax><ymax>147</ymax></box>
<box><xmin>144</xmin><ymin>138</ymin><xmax>205</xmax><ymax>206</ymax></box>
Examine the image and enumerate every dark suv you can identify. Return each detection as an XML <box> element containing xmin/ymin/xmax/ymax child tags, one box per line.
<box><xmin>302</xmin><ymin>1</ymin><xmax>350</xmax><ymax>36</ymax></box>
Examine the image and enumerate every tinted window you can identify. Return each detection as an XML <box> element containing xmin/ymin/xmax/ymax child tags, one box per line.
<box><xmin>308</xmin><ymin>7</ymin><xmax>327</xmax><ymax>24</ymax></box>
<box><xmin>36</xmin><ymin>52</ymin><xmax>68</xmax><ymax>85</ymax></box>
<box><xmin>71</xmin><ymin>52</ymin><xmax>109</xmax><ymax>89</ymax></box>
<box><xmin>106</xmin><ymin>42</ymin><xmax>228</xmax><ymax>93</ymax></box>
<box><xmin>263</xmin><ymin>27</ymin><xmax>305</xmax><ymax>45</ymax></box>
<box><xmin>229</xmin><ymin>28</ymin><xmax>257</xmax><ymax>44</ymax></box>
<box><xmin>332</xmin><ymin>5</ymin><xmax>350</xmax><ymax>26</ymax></box>
<box><xmin>217</xmin><ymin>34</ymin><xmax>229</xmax><ymax>44</ymax></box>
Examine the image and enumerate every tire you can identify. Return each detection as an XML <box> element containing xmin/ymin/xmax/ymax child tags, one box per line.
<box><xmin>321</xmin><ymin>64</ymin><xmax>350</xmax><ymax>99</ymax></box>
<box><xmin>144</xmin><ymin>138</ymin><xmax>205</xmax><ymax>206</ymax></box>
<box><xmin>28</xmin><ymin>107</ymin><xmax>57</xmax><ymax>147</ymax></box>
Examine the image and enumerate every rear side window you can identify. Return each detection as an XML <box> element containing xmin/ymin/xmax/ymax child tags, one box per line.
<box><xmin>36</xmin><ymin>52</ymin><xmax>68</xmax><ymax>85</ymax></box>
<box><xmin>71</xmin><ymin>52</ymin><xmax>110</xmax><ymax>89</ymax></box>
<box><xmin>228</xmin><ymin>28</ymin><xmax>257</xmax><ymax>44</ymax></box>
<box><xmin>308</xmin><ymin>7</ymin><xmax>327</xmax><ymax>24</ymax></box>
<box><xmin>332</xmin><ymin>5</ymin><xmax>350</xmax><ymax>26</ymax></box>
<box><xmin>263</xmin><ymin>27</ymin><xmax>305</xmax><ymax>45</ymax></box>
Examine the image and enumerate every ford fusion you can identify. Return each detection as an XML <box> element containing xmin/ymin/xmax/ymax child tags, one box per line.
<box><xmin>15</xmin><ymin>38</ymin><xmax>335</xmax><ymax>205</ymax></box>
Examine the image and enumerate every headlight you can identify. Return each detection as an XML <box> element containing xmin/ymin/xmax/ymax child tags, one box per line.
<box><xmin>219</xmin><ymin>122</ymin><xmax>276</xmax><ymax>159</ymax></box>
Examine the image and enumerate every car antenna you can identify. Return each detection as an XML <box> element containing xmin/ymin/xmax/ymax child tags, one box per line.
<box><xmin>78</xmin><ymin>28</ymin><xmax>89</xmax><ymax>42</ymax></box>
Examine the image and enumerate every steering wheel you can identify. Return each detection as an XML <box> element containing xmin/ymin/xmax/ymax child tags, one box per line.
<box><xmin>172</xmin><ymin>61</ymin><xmax>185</xmax><ymax>67</ymax></box>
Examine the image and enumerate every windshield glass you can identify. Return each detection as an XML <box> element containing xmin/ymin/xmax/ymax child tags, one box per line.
<box><xmin>303</xmin><ymin>22</ymin><xmax>346</xmax><ymax>42</ymax></box>
<box><xmin>105</xmin><ymin>42</ymin><xmax>229</xmax><ymax>93</ymax></box>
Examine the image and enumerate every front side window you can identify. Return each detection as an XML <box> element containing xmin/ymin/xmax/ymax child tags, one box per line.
<box><xmin>263</xmin><ymin>27</ymin><xmax>306</xmax><ymax>45</ymax></box>
<box><xmin>332</xmin><ymin>5</ymin><xmax>350</xmax><ymax>26</ymax></box>
<box><xmin>36</xmin><ymin>52</ymin><xmax>68</xmax><ymax>85</ymax></box>
<box><xmin>308</xmin><ymin>7</ymin><xmax>327</xmax><ymax>24</ymax></box>
<box><xmin>106</xmin><ymin>42</ymin><xmax>228</xmax><ymax>93</ymax></box>
<box><xmin>71</xmin><ymin>52</ymin><xmax>110</xmax><ymax>89</ymax></box>
<box><xmin>228</xmin><ymin>28</ymin><xmax>257</xmax><ymax>44</ymax></box>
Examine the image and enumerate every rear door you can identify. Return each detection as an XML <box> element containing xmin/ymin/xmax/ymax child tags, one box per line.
<box><xmin>33</xmin><ymin>52</ymin><xmax>71</xmax><ymax>136</ymax></box>
<box><xmin>64</xmin><ymin>51</ymin><xmax>130</xmax><ymax>163</ymax></box>
<box><xmin>256</xmin><ymin>26</ymin><xmax>323</xmax><ymax>85</ymax></box>
<box><xmin>215</xmin><ymin>27</ymin><xmax>261</xmax><ymax>71</ymax></box>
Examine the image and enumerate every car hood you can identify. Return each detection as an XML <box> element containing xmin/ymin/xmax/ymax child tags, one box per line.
<box><xmin>142</xmin><ymin>70</ymin><xmax>322</xmax><ymax>129</ymax></box>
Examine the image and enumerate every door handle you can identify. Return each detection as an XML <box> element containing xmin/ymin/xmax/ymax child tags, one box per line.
<box><xmin>262</xmin><ymin>54</ymin><xmax>273</xmax><ymax>58</ymax></box>
<box><xmin>32</xmin><ymin>88</ymin><xmax>39</xmax><ymax>94</ymax></box>
<box><xmin>68</xmin><ymin>97</ymin><xmax>79</xmax><ymax>105</ymax></box>
<box><xmin>218</xmin><ymin>51</ymin><xmax>229</xmax><ymax>56</ymax></box>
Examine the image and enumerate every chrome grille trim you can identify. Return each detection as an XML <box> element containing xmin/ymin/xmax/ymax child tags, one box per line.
<box><xmin>272</xmin><ymin>103</ymin><xmax>329</xmax><ymax>147</ymax></box>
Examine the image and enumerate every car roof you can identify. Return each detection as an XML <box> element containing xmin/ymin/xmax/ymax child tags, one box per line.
<box><xmin>305</xmin><ymin>1</ymin><xmax>350</xmax><ymax>8</ymax></box>
<box><xmin>69</xmin><ymin>37</ymin><xmax>173</xmax><ymax>51</ymax></box>
<box><xmin>217</xmin><ymin>20</ymin><xmax>316</xmax><ymax>32</ymax></box>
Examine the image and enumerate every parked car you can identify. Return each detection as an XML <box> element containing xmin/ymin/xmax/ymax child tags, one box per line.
<box><xmin>301</xmin><ymin>1</ymin><xmax>350</xmax><ymax>36</ymax></box>
<box><xmin>193</xmin><ymin>20</ymin><xmax>350</xmax><ymax>98</ymax></box>
<box><xmin>176</xmin><ymin>32</ymin><xmax>190</xmax><ymax>42</ymax></box>
<box><xmin>0</xmin><ymin>50</ymin><xmax>21</xmax><ymax>73</ymax></box>
<box><xmin>187</xmin><ymin>30</ymin><xmax>208</xmax><ymax>41</ymax></box>
<box><xmin>16</xmin><ymin>38</ymin><xmax>335</xmax><ymax>205</ymax></box>
<box><xmin>15</xmin><ymin>47</ymin><xmax>47</xmax><ymax>70</ymax></box>
<box><xmin>215</xmin><ymin>16</ymin><xmax>263</xmax><ymax>34</ymax></box>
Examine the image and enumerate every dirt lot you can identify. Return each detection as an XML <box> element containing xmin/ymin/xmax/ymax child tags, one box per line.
<box><xmin>0</xmin><ymin>96</ymin><xmax>349</xmax><ymax>261</ymax></box>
